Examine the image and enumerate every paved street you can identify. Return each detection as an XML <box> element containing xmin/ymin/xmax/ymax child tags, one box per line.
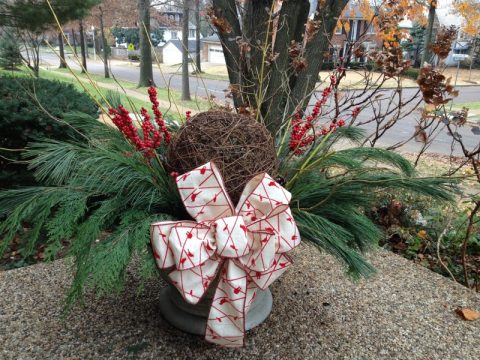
<box><xmin>39</xmin><ymin>52</ymin><xmax>480</xmax><ymax>155</ymax></box>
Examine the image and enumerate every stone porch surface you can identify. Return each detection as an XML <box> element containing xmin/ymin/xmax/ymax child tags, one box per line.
<box><xmin>0</xmin><ymin>245</ymin><xmax>479</xmax><ymax>359</ymax></box>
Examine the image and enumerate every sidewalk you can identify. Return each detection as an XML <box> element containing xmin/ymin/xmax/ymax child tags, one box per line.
<box><xmin>1</xmin><ymin>245</ymin><xmax>478</xmax><ymax>359</ymax></box>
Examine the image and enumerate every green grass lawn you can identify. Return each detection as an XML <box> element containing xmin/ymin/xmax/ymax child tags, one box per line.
<box><xmin>0</xmin><ymin>67</ymin><xmax>210</xmax><ymax>120</ymax></box>
<box><xmin>45</xmin><ymin>68</ymin><xmax>211</xmax><ymax>111</ymax></box>
<box><xmin>1</xmin><ymin>67</ymin><xmax>148</xmax><ymax>114</ymax></box>
<box><xmin>453</xmin><ymin>102</ymin><xmax>480</xmax><ymax>110</ymax></box>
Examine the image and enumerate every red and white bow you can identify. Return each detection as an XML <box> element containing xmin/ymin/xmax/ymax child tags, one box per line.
<box><xmin>150</xmin><ymin>162</ymin><xmax>300</xmax><ymax>347</ymax></box>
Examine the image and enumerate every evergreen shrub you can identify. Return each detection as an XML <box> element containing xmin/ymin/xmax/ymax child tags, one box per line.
<box><xmin>0</xmin><ymin>76</ymin><xmax>98</xmax><ymax>187</ymax></box>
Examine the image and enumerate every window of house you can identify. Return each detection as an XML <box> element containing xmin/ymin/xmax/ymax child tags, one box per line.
<box><xmin>335</xmin><ymin>25</ymin><xmax>343</xmax><ymax>35</ymax></box>
<box><xmin>189</xmin><ymin>29</ymin><xmax>195</xmax><ymax>38</ymax></box>
<box><xmin>171</xmin><ymin>31</ymin><xmax>178</xmax><ymax>40</ymax></box>
<box><xmin>366</xmin><ymin>22</ymin><xmax>375</xmax><ymax>35</ymax></box>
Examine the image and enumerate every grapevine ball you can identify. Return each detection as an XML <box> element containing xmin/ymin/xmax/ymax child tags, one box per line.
<box><xmin>166</xmin><ymin>110</ymin><xmax>278</xmax><ymax>204</ymax></box>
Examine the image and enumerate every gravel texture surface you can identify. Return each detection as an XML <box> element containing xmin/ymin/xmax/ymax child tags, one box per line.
<box><xmin>1</xmin><ymin>244</ymin><xmax>479</xmax><ymax>360</ymax></box>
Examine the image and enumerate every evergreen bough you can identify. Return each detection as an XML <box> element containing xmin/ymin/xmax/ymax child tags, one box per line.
<box><xmin>0</xmin><ymin>33</ymin><xmax>22</xmax><ymax>70</ymax></box>
<box><xmin>0</xmin><ymin>113</ymin><xmax>456</xmax><ymax>309</ymax></box>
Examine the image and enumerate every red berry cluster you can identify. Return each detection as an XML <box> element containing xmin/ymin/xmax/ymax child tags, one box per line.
<box><xmin>186</xmin><ymin>111</ymin><xmax>192</xmax><ymax>120</ymax></box>
<box><xmin>289</xmin><ymin>112</ymin><xmax>315</xmax><ymax>155</ymax></box>
<box><xmin>319</xmin><ymin>119</ymin><xmax>345</xmax><ymax>136</ymax></box>
<box><xmin>109</xmin><ymin>86</ymin><xmax>172</xmax><ymax>160</ymax></box>
<box><xmin>288</xmin><ymin>75</ymin><xmax>338</xmax><ymax>155</ymax></box>
<box><xmin>147</xmin><ymin>86</ymin><xmax>171</xmax><ymax>143</ymax></box>
<box><xmin>139</xmin><ymin>108</ymin><xmax>161</xmax><ymax>159</ymax></box>
<box><xmin>109</xmin><ymin>105</ymin><xmax>143</xmax><ymax>148</ymax></box>
<box><xmin>352</xmin><ymin>106</ymin><xmax>361</xmax><ymax>119</ymax></box>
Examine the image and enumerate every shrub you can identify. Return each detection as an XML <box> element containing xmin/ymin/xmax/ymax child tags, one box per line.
<box><xmin>403</xmin><ymin>68</ymin><xmax>420</xmax><ymax>80</ymax></box>
<box><xmin>0</xmin><ymin>76</ymin><xmax>98</xmax><ymax>188</ymax></box>
<box><xmin>320</xmin><ymin>61</ymin><xmax>376</xmax><ymax>71</ymax></box>
<box><xmin>128</xmin><ymin>52</ymin><xmax>140</xmax><ymax>61</ymax></box>
<box><xmin>348</xmin><ymin>61</ymin><xmax>375</xmax><ymax>71</ymax></box>
<box><xmin>0</xmin><ymin>33</ymin><xmax>22</xmax><ymax>70</ymax></box>
<box><xmin>370</xmin><ymin>191</ymin><xmax>478</xmax><ymax>288</ymax></box>
<box><xmin>321</xmin><ymin>62</ymin><xmax>334</xmax><ymax>70</ymax></box>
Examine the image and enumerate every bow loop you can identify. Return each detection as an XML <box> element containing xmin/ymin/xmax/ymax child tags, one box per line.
<box><xmin>236</xmin><ymin>173</ymin><xmax>292</xmax><ymax>225</ymax></box>
<box><xmin>176</xmin><ymin>163</ymin><xmax>234</xmax><ymax>223</ymax></box>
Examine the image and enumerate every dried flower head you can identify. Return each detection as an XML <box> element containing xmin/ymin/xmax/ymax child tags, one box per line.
<box><xmin>449</xmin><ymin>107</ymin><xmax>469</xmax><ymax>126</ymax></box>
<box><xmin>369</xmin><ymin>46</ymin><xmax>411</xmax><ymax>78</ymax></box>
<box><xmin>431</xmin><ymin>26</ymin><xmax>458</xmax><ymax>60</ymax></box>
<box><xmin>206</xmin><ymin>6</ymin><xmax>232</xmax><ymax>33</ymax></box>
<box><xmin>305</xmin><ymin>19</ymin><xmax>321</xmax><ymax>43</ymax></box>
<box><xmin>417</xmin><ymin>64</ymin><xmax>459</xmax><ymax>105</ymax></box>
<box><xmin>289</xmin><ymin>41</ymin><xmax>307</xmax><ymax>73</ymax></box>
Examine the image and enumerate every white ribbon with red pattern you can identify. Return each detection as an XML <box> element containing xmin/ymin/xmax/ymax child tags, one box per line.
<box><xmin>150</xmin><ymin>162</ymin><xmax>300</xmax><ymax>347</ymax></box>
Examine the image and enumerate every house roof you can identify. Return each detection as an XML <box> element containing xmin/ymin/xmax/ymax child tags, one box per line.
<box><xmin>165</xmin><ymin>39</ymin><xmax>198</xmax><ymax>52</ymax></box>
<box><xmin>340</xmin><ymin>3</ymin><xmax>377</xmax><ymax>19</ymax></box>
<box><xmin>202</xmin><ymin>33</ymin><xmax>221</xmax><ymax>43</ymax></box>
<box><xmin>454</xmin><ymin>41</ymin><xmax>470</xmax><ymax>50</ymax></box>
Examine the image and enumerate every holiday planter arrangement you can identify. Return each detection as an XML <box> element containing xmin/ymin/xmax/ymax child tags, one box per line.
<box><xmin>0</xmin><ymin>85</ymin><xmax>454</xmax><ymax>347</ymax></box>
<box><xmin>151</xmin><ymin>161</ymin><xmax>299</xmax><ymax>346</ymax></box>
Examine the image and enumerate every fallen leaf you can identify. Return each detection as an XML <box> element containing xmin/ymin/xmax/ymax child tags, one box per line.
<box><xmin>455</xmin><ymin>307</ymin><xmax>480</xmax><ymax>321</ymax></box>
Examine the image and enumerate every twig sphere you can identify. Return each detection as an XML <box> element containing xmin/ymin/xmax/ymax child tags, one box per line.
<box><xmin>166</xmin><ymin>111</ymin><xmax>278</xmax><ymax>204</ymax></box>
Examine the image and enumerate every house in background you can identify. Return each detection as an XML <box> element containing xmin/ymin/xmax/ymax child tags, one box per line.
<box><xmin>160</xmin><ymin>22</ymin><xmax>198</xmax><ymax>45</ymax></box>
<box><xmin>329</xmin><ymin>3</ymin><xmax>382</xmax><ymax>63</ymax></box>
<box><xmin>153</xmin><ymin>1</ymin><xmax>201</xmax><ymax>46</ymax></box>
<box><xmin>162</xmin><ymin>39</ymin><xmax>198</xmax><ymax>65</ymax></box>
<box><xmin>436</xmin><ymin>8</ymin><xmax>473</xmax><ymax>66</ymax></box>
<box><xmin>200</xmin><ymin>2</ymin><xmax>382</xmax><ymax>65</ymax></box>
<box><xmin>201</xmin><ymin>34</ymin><xmax>225</xmax><ymax>64</ymax></box>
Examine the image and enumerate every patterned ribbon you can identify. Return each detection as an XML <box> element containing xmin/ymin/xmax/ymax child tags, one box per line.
<box><xmin>150</xmin><ymin>162</ymin><xmax>300</xmax><ymax>347</ymax></box>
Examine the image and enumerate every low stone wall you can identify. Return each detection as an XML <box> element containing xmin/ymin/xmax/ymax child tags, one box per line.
<box><xmin>1</xmin><ymin>246</ymin><xmax>479</xmax><ymax>359</ymax></box>
<box><xmin>110</xmin><ymin>47</ymin><xmax>163</xmax><ymax>63</ymax></box>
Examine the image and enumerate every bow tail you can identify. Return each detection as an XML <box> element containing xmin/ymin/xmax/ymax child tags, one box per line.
<box><xmin>168</xmin><ymin>258</ymin><xmax>220</xmax><ymax>304</ymax></box>
<box><xmin>205</xmin><ymin>260</ymin><xmax>249</xmax><ymax>347</ymax></box>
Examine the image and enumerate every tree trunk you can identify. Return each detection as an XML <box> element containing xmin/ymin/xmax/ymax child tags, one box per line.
<box><xmin>421</xmin><ymin>3</ymin><xmax>436</xmax><ymax>67</ymax></box>
<box><xmin>58</xmin><ymin>32</ymin><xmax>67</xmax><ymax>69</ymax></box>
<box><xmin>468</xmin><ymin>40</ymin><xmax>477</xmax><ymax>81</ymax></box>
<box><xmin>195</xmin><ymin>0</ymin><xmax>202</xmax><ymax>72</ymax></box>
<box><xmin>99</xmin><ymin>10</ymin><xmax>109</xmax><ymax>78</ymax></box>
<box><xmin>85</xmin><ymin>25</ymin><xmax>90</xmax><ymax>59</ymax></box>
<box><xmin>33</xmin><ymin>42</ymin><xmax>40</xmax><ymax>77</ymax></box>
<box><xmin>210</xmin><ymin>0</ymin><xmax>348</xmax><ymax>135</ymax></box>
<box><xmin>182</xmin><ymin>0</ymin><xmax>191</xmax><ymax>101</ymax></box>
<box><xmin>72</xmin><ymin>28</ymin><xmax>77</xmax><ymax>56</ymax></box>
<box><xmin>138</xmin><ymin>0</ymin><xmax>154</xmax><ymax>87</ymax></box>
<box><xmin>79</xmin><ymin>20</ymin><xmax>87</xmax><ymax>73</ymax></box>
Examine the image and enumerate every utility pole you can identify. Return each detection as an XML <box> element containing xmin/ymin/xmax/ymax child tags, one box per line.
<box><xmin>195</xmin><ymin>0</ymin><xmax>202</xmax><ymax>73</ymax></box>
<box><xmin>181</xmin><ymin>0</ymin><xmax>192</xmax><ymax>100</ymax></box>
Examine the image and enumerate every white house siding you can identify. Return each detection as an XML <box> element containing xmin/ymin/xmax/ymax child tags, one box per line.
<box><xmin>207</xmin><ymin>45</ymin><xmax>225</xmax><ymax>64</ymax></box>
<box><xmin>162</xmin><ymin>43</ymin><xmax>183</xmax><ymax>64</ymax></box>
